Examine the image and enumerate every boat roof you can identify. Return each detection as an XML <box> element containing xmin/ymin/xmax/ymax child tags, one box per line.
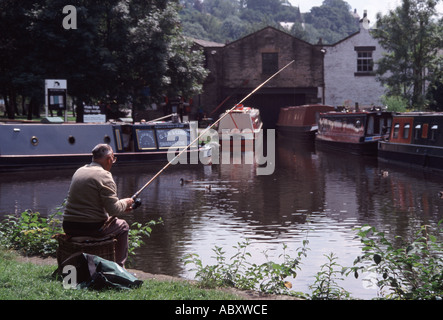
<box><xmin>392</xmin><ymin>112</ymin><xmax>443</xmax><ymax>117</ymax></box>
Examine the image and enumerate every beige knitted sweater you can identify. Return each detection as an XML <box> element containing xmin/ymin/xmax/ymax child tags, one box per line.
<box><xmin>63</xmin><ymin>162</ymin><xmax>127</xmax><ymax>223</ymax></box>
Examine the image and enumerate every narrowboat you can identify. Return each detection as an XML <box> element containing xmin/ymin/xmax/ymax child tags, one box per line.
<box><xmin>217</xmin><ymin>105</ymin><xmax>263</xmax><ymax>151</ymax></box>
<box><xmin>378</xmin><ymin>112</ymin><xmax>443</xmax><ymax>171</ymax></box>
<box><xmin>315</xmin><ymin>109</ymin><xmax>392</xmax><ymax>155</ymax></box>
<box><xmin>276</xmin><ymin>104</ymin><xmax>335</xmax><ymax>141</ymax></box>
<box><xmin>0</xmin><ymin>120</ymin><xmax>198</xmax><ymax>171</ymax></box>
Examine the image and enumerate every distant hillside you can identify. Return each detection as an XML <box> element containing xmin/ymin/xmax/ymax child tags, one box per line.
<box><xmin>179</xmin><ymin>0</ymin><xmax>360</xmax><ymax>44</ymax></box>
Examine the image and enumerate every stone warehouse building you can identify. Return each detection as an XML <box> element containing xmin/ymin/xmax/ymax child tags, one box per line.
<box><xmin>193</xmin><ymin>15</ymin><xmax>386</xmax><ymax>128</ymax></box>
<box><xmin>193</xmin><ymin>27</ymin><xmax>325</xmax><ymax>128</ymax></box>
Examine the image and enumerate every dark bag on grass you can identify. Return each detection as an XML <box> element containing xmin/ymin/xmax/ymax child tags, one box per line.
<box><xmin>60</xmin><ymin>252</ymin><xmax>143</xmax><ymax>290</ymax></box>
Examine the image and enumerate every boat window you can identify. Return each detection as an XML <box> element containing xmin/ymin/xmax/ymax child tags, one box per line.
<box><xmin>431</xmin><ymin>125</ymin><xmax>439</xmax><ymax>141</ymax></box>
<box><xmin>414</xmin><ymin>124</ymin><xmax>421</xmax><ymax>139</ymax></box>
<box><xmin>367</xmin><ymin>116</ymin><xmax>374</xmax><ymax>134</ymax></box>
<box><xmin>403</xmin><ymin>124</ymin><xmax>410</xmax><ymax>139</ymax></box>
<box><xmin>386</xmin><ymin>118</ymin><xmax>392</xmax><ymax>135</ymax></box>
<box><xmin>393</xmin><ymin>123</ymin><xmax>400</xmax><ymax>139</ymax></box>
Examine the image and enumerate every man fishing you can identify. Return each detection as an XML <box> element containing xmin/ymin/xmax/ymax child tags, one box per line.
<box><xmin>62</xmin><ymin>144</ymin><xmax>134</xmax><ymax>267</ymax></box>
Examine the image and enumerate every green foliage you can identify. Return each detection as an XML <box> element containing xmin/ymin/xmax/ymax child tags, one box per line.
<box><xmin>309</xmin><ymin>253</ymin><xmax>351</xmax><ymax>300</ymax></box>
<box><xmin>0</xmin><ymin>207</ymin><xmax>162</xmax><ymax>258</ymax></box>
<box><xmin>183</xmin><ymin>239</ymin><xmax>309</xmax><ymax>296</ymax></box>
<box><xmin>128</xmin><ymin>218</ymin><xmax>163</xmax><ymax>256</ymax></box>
<box><xmin>348</xmin><ymin>221</ymin><xmax>443</xmax><ymax>300</ymax></box>
<box><xmin>373</xmin><ymin>0</ymin><xmax>442</xmax><ymax>110</ymax></box>
<box><xmin>427</xmin><ymin>76</ymin><xmax>443</xmax><ymax>112</ymax></box>
<box><xmin>303</xmin><ymin>0</ymin><xmax>358</xmax><ymax>44</ymax></box>
<box><xmin>179</xmin><ymin>0</ymin><xmax>358</xmax><ymax>44</ymax></box>
<box><xmin>0</xmin><ymin>208</ymin><xmax>64</xmax><ymax>256</ymax></box>
<box><xmin>381</xmin><ymin>94</ymin><xmax>408</xmax><ymax>112</ymax></box>
<box><xmin>0</xmin><ymin>0</ymin><xmax>208</xmax><ymax>119</ymax></box>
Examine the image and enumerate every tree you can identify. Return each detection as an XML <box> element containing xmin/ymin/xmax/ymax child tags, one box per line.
<box><xmin>303</xmin><ymin>0</ymin><xmax>358</xmax><ymax>44</ymax></box>
<box><xmin>245</xmin><ymin>0</ymin><xmax>281</xmax><ymax>13</ymax></box>
<box><xmin>373</xmin><ymin>0</ymin><xmax>442</xmax><ymax>110</ymax></box>
<box><xmin>165</xmin><ymin>37</ymin><xmax>209</xmax><ymax>99</ymax></box>
<box><xmin>0</xmin><ymin>0</ymin><xmax>42</xmax><ymax>119</ymax></box>
<box><xmin>0</xmin><ymin>0</ymin><xmax>208</xmax><ymax>120</ymax></box>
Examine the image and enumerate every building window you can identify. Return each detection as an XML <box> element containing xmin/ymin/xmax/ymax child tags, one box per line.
<box><xmin>357</xmin><ymin>51</ymin><xmax>373</xmax><ymax>72</ymax></box>
<box><xmin>354</xmin><ymin>46</ymin><xmax>375</xmax><ymax>76</ymax></box>
<box><xmin>262</xmin><ymin>53</ymin><xmax>278</xmax><ymax>74</ymax></box>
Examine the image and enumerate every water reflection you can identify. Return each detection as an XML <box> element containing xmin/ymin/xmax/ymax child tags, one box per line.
<box><xmin>1</xmin><ymin>139</ymin><xmax>443</xmax><ymax>299</ymax></box>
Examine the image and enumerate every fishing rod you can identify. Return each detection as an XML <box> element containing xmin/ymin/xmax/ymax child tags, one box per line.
<box><xmin>131</xmin><ymin>59</ymin><xmax>295</xmax><ymax>209</ymax></box>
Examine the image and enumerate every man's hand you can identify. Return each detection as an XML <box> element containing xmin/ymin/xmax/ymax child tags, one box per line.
<box><xmin>123</xmin><ymin>198</ymin><xmax>134</xmax><ymax>212</ymax></box>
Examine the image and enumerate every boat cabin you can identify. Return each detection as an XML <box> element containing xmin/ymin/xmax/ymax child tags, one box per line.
<box><xmin>277</xmin><ymin>104</ymin><xmax>335</xmax><ymax>140</ymax></box>
<box><xmin>378</xmin><ymin>113</ymin><xmax>443</xmax><ymax>170</ymax></box>
<box><xmin>0</xmin><ymin>121</ymin><xmax>195</xmax><ymax>170</ymax></box>
<box><xmin>316</xmin><ymin>110</ymin><xmax>392</xmax><ymax>155</ymax></box>
<box><xmin>217</xmin><ymin>106</ymin><xmax>262</xmax><ymax>135</ymax></box>
<box><xmin>388</xmin><ymin>113</ymin><xmax>442</xmax><ymax>146</ymax></box>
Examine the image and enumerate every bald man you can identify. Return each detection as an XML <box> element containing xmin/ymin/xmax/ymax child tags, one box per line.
<box><xmin>63</xmin><ymin>144</ymin><xmax>134</xmax><ymax>267</ymax></box>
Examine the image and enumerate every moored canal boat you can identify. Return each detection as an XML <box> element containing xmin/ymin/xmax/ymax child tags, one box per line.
<box><xmin>276</xmin><ymin>104</ymin><xmax>335</xmax><ymax>141</ymax></box>
<box><xmin>217</xmin><ymin>105</ymin><xmax>263</xmax><ymax>151</ymax></box>
<box><xmin>378</xmin><ymin>112</ymin><xmax>443</xmax><ymax>171</ymax></box>
<box><xmin>315</xmin><ymin>109</ymin><xmax>392</xmax><ymax>155</ymax></box>
<box><xmin>0</xmin><ymin>121</ymin><xmax>197</xmax><ymax>171</ymax></box>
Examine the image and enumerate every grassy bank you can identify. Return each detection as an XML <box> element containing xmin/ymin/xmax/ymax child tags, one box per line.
<box><xmin>0</xmin><ymin>249</ymin><xmax>242</xmax><ymax>300</ymax></box>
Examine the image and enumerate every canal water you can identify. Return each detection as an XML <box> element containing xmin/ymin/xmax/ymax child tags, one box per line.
<box><xmin>1</xmin><ymin>138</ymin><xmax>443</xmax><ymax>299</ymax></box>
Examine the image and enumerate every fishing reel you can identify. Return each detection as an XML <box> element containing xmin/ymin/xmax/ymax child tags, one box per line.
<box><xmin>131</xmin><ymin>197</ymin><xmax>142</xmax><ymax>210</ymax></box>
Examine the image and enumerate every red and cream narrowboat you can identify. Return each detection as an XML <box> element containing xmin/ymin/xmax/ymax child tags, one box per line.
<box><xmin>315</xmin><ymin>109</ymin><xmax>392</xmax><ymax>155</ymax></box>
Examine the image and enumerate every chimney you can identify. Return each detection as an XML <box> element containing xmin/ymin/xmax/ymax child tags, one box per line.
<box><xmin>359</xmin><ymin>10</ymin><xmax>370</xmax><ymax>30</ymax></box>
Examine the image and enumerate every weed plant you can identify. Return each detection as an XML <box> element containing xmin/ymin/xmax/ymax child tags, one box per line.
<box><xmin>309</xmin><ymin>253</ymin><xmax>351</xmax><ymax>300</ymax></box>
<box><xmin>184</xmin><ymin>221</ymin><xmax>443</xmax><ymax>300</ymax></box>
<box><xmin>183</xmin><ymin>239</ymin><xmax>309</xmax><ymax>297</ymax></box>
<box><xmin>347</xmin><ymin>221</ymin><xmax>443</xmax><ymax>300</ymax></box>
<box><xmin>0</xmin><ymin>205</ymin><xmax>162</xmax><ymax>259</ymax></box>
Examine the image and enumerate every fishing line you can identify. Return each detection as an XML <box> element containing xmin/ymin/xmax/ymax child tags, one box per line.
<box><xmin>130</xmin><ymin>60</ymin><xmax>295</xmax><ymax>209</ymax></box>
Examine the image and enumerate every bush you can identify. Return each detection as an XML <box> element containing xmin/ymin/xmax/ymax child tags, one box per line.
<box><xmin>348</xmin><ymin>221</ymin><xmax>443</xmax><ymax>300</ymax></box>
<box><xmin>0</xmin><ymin>209</ymin><xmax>63</xmax><ymax>256</ymax></box>
<box><xmin>183</xmin><ymin>239</ymin><xmax>309</xmax><ymax>296</ymax></box>
<box><xmin>0</xmin><ymin>205</ymin><xmax>162</xmax><ymax>259</ymax></box>
<box><xmin>381</xmin><ymin>95</ymin><xmax>408</xmax><ymax>112</ymax></box>
<box><xmin>309</xmin><ymin>253</ymin><xmax>351</xmax><ymax>300</ymax></box>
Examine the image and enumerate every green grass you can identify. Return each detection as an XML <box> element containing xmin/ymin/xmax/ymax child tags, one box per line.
<box><xmin>0</xmin><ymin>249</ymin><xmax>242</xmax><ymax>300</ymax></box>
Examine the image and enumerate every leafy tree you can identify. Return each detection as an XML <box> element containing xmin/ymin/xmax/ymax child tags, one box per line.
<box><xmin>179</xmin><ymin>0</ymin><xmax>361</xmax><ymax>45</ymax></box>
<box><xmin>303</xmin><ymin>0</ymin><xmax>358</xmax><ymax>44</ymax></box>
<box><xmin>245</xmin><ymin>0</ymin><xmax>281</xmax><ymax>13</ymax></box>
<box><xmin>220</xmin><ymin>16</ymin><xmax>247</xmax><ymax>40</ymax></box>
<box><xmin>0</xmin><ymin>0</ymin><xmax>208</xmax><ymax>120</ymax></box>
<box><xmin>203</xmin><ymin>0</ymin><xmax>239</xmax><ymax>18</ymax></box>
<box><xmin>0</xmin><ymin>0</ymin><xmax>42</xmax><ymax>119</ymax></box>
<box><xmin>373</xmin><ymin>0</ymin><xmax>442</xmax><ymax>110</ymax></box>
<box><xmin>427</xmin><ymin>78</ymin><xmax>443</xmax><ymax>111</ymax></box>
<box><xmin>165</xmin><ymin>37</ymin><xmax>209</xmax><ymax>99</ymax></box>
